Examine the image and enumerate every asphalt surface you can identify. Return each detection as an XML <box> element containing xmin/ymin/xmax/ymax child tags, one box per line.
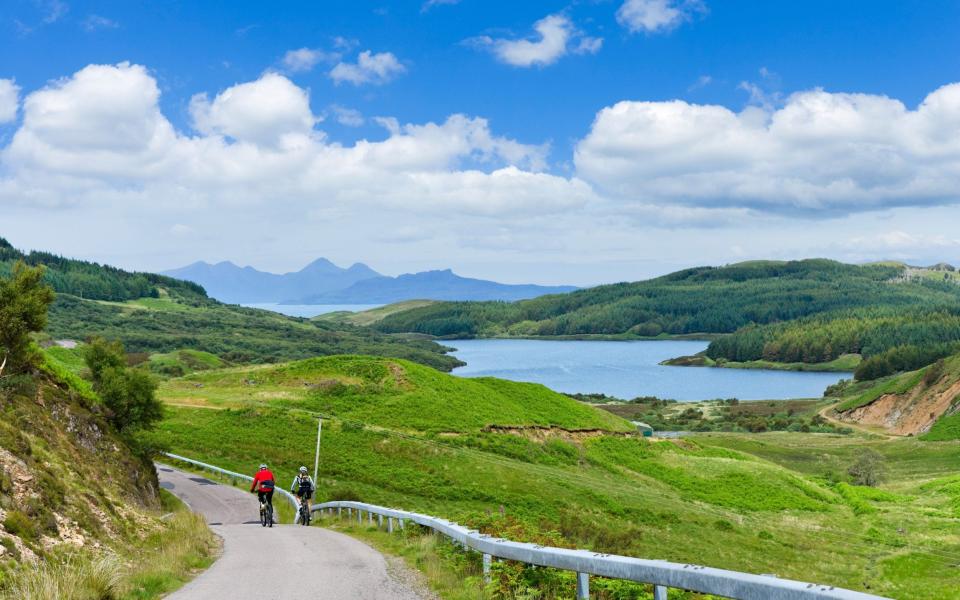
<box><xmin>158</xmin><ymin>465</ymin><xmax>428</xmax><ymax>600</ymax></box>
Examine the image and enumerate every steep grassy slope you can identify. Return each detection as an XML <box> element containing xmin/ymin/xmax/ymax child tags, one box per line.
<box><xmin>829</xmin><ymin>354</ymin><xmax>960</xmax><ymax>437</ymax></box>
<box><xmin>156</xmin><ymin>356</ymin><xmax>960</xmax><ymax>598</ymax></box>
<box><xmin>0</xmin><ymin>355</ymin><xmax>215</xmax><ymax>596</ymax></box>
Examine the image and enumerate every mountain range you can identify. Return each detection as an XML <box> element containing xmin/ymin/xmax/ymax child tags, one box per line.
<box><xmin>161</xmin><ymin>260</ymin><xmax>576</xmax><ymax>304</ymax></box>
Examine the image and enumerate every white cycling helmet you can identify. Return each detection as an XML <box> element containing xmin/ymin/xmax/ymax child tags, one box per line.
<box><xmin>259</xmin><ymin>463</ymin><xmax>268</xmax><ymax>470</ymax></box>
<box><xmin>299</xmin><ymin>466</ymin><xmax>308</xmax><ymax>473</ymax></box>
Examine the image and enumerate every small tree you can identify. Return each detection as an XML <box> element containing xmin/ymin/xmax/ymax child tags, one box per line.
<box><xmin>0</xmin><ymin>262</ymin><xmax>56</xmax><ymax>375</ymax></box>
<box><xmin>848</xmin><ymin>448</ymin><xmax>887</xmax><ymax>487</ymax></box>
<box><xmin>84</xmin><ymin>337</ymin><xmax>161</xmax><ymax>433</ymax></box>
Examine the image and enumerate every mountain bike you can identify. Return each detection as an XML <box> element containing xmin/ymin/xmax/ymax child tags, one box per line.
<box><xmin>297</xmin><ymin>497</ymin><xmax>311</xmax><ymax>526</ymax></box>
<box><xmin>259</xmin><ymin>496</ymin><xmax>274</xmax><ymax>528</ymax></box>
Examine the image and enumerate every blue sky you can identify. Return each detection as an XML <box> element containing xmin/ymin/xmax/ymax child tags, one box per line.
<box><xmin>2</xmin><ymin>1</ymin><xmax>960</xmax><ymax>284</ymax></box>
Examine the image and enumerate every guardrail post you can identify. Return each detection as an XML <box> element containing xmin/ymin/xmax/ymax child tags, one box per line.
<box><xmin>378</xmin><ymin>514</ymin><xmax>383</xmax><ymax>528</ymax></box>
<box><xmin>337</xmin><ymin>507</ymin><xmax>342</xmax><ymax>518</ymax></box>
<box><xmin>348</xmin><ymin>507</ymin><xmax>353</xmax><ymax>519</ymax></box>
<box><xmin>358</xmin><ymin>510</ymin><xmax>363</xmax><ymax>525</ymax></box>
<box><xmin>576</xmin><ymin>572</ymin><xmax>589</xmax><ymax>599</ymax></box>
<box><xmin>398</xmin><ymin>518</ymin><xmax>405</xmax><ymax>530</ymax></box>
<box><xmin>368</xmin><ymin>511</ymin><xmax>374</xmax><ymax>525</ymax></box>
<box><xmin>388</xmin><ymin>517</ymin><xmax>394</xmax><ymax>533</ymax></box>
<box><xmin>654</xmin><ymin>585</ymin><xmax>667</xmax><ymax>600</ymax></box>
<box><xmin>482</xmin><ymin>553</ymin><xmax>492</xmax><ymax>584</ymax></box>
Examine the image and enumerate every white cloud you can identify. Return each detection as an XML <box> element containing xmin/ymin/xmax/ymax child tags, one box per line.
<box><xmin>281</xmin><ymin>48</ymin><xmax>336</xmax><ymax>73</ymax></box>
<box><xmin>189</xmin><ymin>73</ymin><xmax>318</xmax><ymax>147</ymax></box>
<box><xmin>574</xmin><ymin>82</ymin><xmax>960</xmax><ymax>214</ymax></box>
<box><xmin>329</xmin><ymin>51</ymin><xmax>406</xmax><ymax>86</ymax></box>
<box><xmin>573</xmin><ymin>36</ymin><xmax>604</xmax><ymax>56</ymax></box>
<box><xmin>468</xmin><ymin>14</ymin><xmax>601</xmax><ymax>68</ymax></box>
<box><xmin>0</xmin><ymin>80</ymin><xmax>20</xmax><ymax>123</ymax></box>
<box><xmin>1</xmin><ymin>62</ymin><xmax>571</xmax><ymax>222</ymax></box>
<box><xmin>687</xmin><ymin>74</ymin><xmax>712</xmax><ymax>91</ymax></box>
<box><xmin>616</xmin><ymin>0</ymin><xmax>704</xmax><ymax>34</ymax></box>
<box><xmin>330</xmin><ymin>105</ymin><xmax>364</xmax><ymax>127</ymax></box>
<box><xmin>81</xmin><ymin>14</ymin><xmax>119</xmax><ymax>32</ymax></box>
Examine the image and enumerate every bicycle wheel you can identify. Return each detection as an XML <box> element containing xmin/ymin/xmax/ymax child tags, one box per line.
<box><xmin>267</xmin><ymin>502</ymin><xmax>274</xmax><ymax>528</ymax></box>
<box><xmin>260</xmin><ymin>504</ymin><xmax>267</xmax><ymax>527</ymax></box>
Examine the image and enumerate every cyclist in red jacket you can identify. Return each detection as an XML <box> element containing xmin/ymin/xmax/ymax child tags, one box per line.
<box><xmin>250</xmin><ymin>463</ymin><xmax>276</xmax><ymax>508</ymax></box>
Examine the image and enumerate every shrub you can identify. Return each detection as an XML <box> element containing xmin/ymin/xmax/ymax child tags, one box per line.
<box><xmin>3</xmin><ymin>511</ymin><xmax>36</xmax><ymax>542</ymax></box>
<box><xmin>848</xmin><ymin>449</ymin><xmax>887</xmax><ymax>487</ymax></box>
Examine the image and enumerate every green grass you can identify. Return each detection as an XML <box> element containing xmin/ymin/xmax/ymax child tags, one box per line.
<box><xmin>922</xmin><ymin>412</ymin><xmax>960</xmax><ymax>441</ymax></box>
<box><xmin>160</xmin><ymin>355</ymin><xmax>632</xmax><ymax>433</ymax></box>
<box><xmin>315</xmin><ymin>300</ymin><xmax>439</xmax><ymax>327</ymax></box>
<box><xmin>154</xmin><ymin>356</ymin><xmax>960</xmax><ymax>599</ymax></box>
<box><xmin>41</xmin><ymin>345</ymin><xmax>87</xmax><ymax>374</ymax></box>
<box><xmin>146</xmin><ymin>349</ymin><xmax>228</xmax><ymax>377</ymax></box>
<box><xmin>835</xmin><ymin>368</ymin><xmax>927</xmax><ymax>411</ymax></box>
<box><xmin>47</xmin><ymin>292</ymin><xmax>462</xmax><ymax>372</ymax></box>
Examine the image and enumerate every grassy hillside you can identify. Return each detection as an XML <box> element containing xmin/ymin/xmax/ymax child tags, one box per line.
<box><xmin>315</xmin><ymin>300</ymin><xmax>438</xmax><ymax>327</ymax></box>
<box><xmin>156</xmin><ymin>356</ymin><xmax>960</xmax><ymax>598</ymax></box>
<box><xmin>160</xmin><ymin>355</ymin><xmax>631</xmax><ymax>433</ymax></box>
<box><xmin>44</xmin><ymin>291</ymin><xmax>461</xmax><ymax>372</ymax></box>
<box><xmin>373</xmin><ymin>259</ymin><xmax>960</xmax><ymax>376</ymax></box>
<box><xmin>0</xmin><ymin>237</ymin><xmax>459</xmax><ymax>371</ymax></box>
<box><xmin>0</xmin><ymin>353</ymin><xmax>215</xmax><ymax>597</ymax></box>
<box><xmin>0</xmin><ymin>237</ymin><xmax>204</xmax><ymax>302</ymax></box>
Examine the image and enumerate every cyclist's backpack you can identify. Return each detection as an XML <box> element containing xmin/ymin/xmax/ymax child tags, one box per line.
<box><xmin>260</xmin><ymin>479</ymin><xmax>275</xmax><ymax>492</ymax></box>
<box><xmin>298</xmin><ymin>477</ymin><xmax>313</xmax><ymax>496</ymax></box>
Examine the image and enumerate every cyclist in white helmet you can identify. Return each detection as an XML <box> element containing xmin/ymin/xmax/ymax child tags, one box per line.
<box><xmin>291</xmin><ymin>466</ymin><xmax>315</xmax><ymax>516</ymax></box>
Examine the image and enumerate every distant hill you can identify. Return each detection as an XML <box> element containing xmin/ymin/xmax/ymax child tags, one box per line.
<box><xmin>163</xmin><ymin>259</ymin><xmax>576</xmax><ymax>304</ymax></box>
<box><xmin>0</xmin><ymin>237</ymin><xmax>460</xmax><ymax>371</ymax></box>
<box><xmin>162</xmin><ymin>258</ymin><xmax>381</xmax><ymax>304</ymax></box>
<box><xmin>290</xmin><ymin>269</ymin><xmax>577</xmax><ymax>304</ymax></box>
<box><xmin>373</xmin><ymin>259</ymin><xmax>960</xmax><ymax>377</ymax></box>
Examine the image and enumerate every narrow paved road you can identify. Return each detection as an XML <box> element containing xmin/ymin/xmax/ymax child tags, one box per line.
<box><xmin>158</xmin><ymin>465</ymin><xmax>429</xmax><ymax>600</ymax></box>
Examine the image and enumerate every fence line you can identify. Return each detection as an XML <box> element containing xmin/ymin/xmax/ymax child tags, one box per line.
<box><xmin>163</xmin><ymin>452</ymin><xmax>889</xmax><ymax>600</ymax></box>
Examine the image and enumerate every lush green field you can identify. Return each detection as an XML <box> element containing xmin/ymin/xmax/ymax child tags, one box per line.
<box><xmin>155</xmin><ymin>357</ymin><xmax>960</xmax><ymax>599</ymax></box>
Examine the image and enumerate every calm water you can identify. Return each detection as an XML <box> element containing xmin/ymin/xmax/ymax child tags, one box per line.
<box><xmin>449</xmin><ymin>339</ymin><xmax>848</xmax><ymax>401</ymax></box>
<box><xmin>242</xmin><ymin>303</ymin><xmax>384</xmax><ymax>318</ymax></box>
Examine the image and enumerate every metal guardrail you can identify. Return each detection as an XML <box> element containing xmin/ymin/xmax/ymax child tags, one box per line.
<box><xmin>162</xmin><ymin>453</ymin><xmax>888</xmax><ymax>600</ymax></box>
<box><xmin>162</xmin><ymin>452</ymin><xmax>300</xmax><ymax>515</ymax></box>
<box><xmin>312</xmin><ymin>500</ymin><xmax>889</xmax><ymax>600</ymax></box>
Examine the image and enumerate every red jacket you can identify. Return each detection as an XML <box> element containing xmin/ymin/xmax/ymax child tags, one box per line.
<box><xmin>251</xmin><ymin>469</ymin><xmax>276</xmax><ymax>493</ymax></box>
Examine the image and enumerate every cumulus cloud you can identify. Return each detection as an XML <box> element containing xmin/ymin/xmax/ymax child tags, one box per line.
<box><xmin>468</xmin><ymin>14</ymin><xmax>601</xmax><ymax>68</ymax></box>
<box><xmin>574</xmin><ymin>83</ymin><xmax>960</xmax><ymax>214</ymax></box>
<box><xmin>329</xmin><ymin>105</ymin><xmax>364</xmax><ymax>127</ymax></box>
<box><xmin>1</xmin><ymin>62</ymin><xmax>577</xmax><ymax>221</ymax></box>
<box><xmin>189</xmin><ymin>73</ymin><xmax>318</xmax><ymax>147</ymax></box>
<box><xmin>329</xmin><ymin>51</ymin><xmax>406</xmax><ymax>86</ymax></box>
<box><xmin>0</xmin><ymin>80</ymin><xmax>19</xmax><ymax>123</ymax></box>
<box><xmin>616</xmin><ymin>0</ymin><xmax>705</xmax><ymax>34</ymax></box>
